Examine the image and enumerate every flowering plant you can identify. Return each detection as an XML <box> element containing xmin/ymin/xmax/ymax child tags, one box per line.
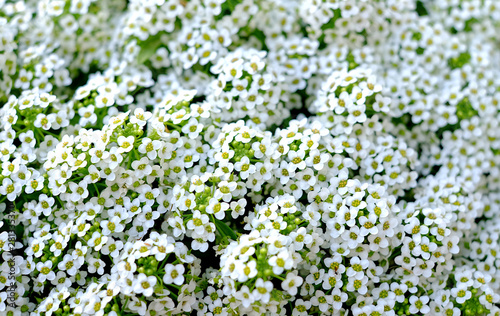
<box><xmin>1</xmin><ymin>0</ymin><xmax>500</xmax><ymax>315</ymax></box>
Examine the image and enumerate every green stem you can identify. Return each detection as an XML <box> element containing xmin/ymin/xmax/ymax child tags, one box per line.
<box><xmin>158</xmin><ymin>254</ymin><xmax>170</xmax><ymax>271</ymax></box>
<box><xmin>122</xmin><ymin>296</ymin><xmax>130</xmax><ymax>310</ymax></box>
<box><xmin>42</xmin><ymin>129</ymin><xmax>60</xmax><ymax>138</ymax></box>
<box><xmin>164</xmin><ymin>122</ymin><xmax>182</xmax><ymax>132</ymax></box>
<box><xmin>272</xmin><ymin>273</ymin><xmax>285</xmax><ymax>281</ymax></box>
<box><xmin>54</xmin><ymin>195</ymin><xmax>64</xmax><ymax>208</ymax></box>
<box><xmin>92</xmin><ymin>182</ymin><xmax>99</xmax><ymax>197</ymax></box>
<box><xmin>167</xmin><ymin>283</ymin><xmax>181</xmax><ymax>290</ymax></box>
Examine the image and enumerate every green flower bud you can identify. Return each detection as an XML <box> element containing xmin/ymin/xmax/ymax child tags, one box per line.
<box><xmin>149</xmin><ymin>258</ymin><xmax>158</xmax><ymax>267</ymax></box>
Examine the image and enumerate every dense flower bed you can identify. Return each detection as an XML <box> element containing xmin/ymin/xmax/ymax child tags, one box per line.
<box><xmin>1</xmin><ymin>0</ymin><xmax>500</xmax><ymax>315</ymax></box>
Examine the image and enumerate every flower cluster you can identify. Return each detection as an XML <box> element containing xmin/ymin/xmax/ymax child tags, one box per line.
<box><xmin>1</xmin><ymin>0</ymin><xmax>500</xmax><ymax>316</ymax></box>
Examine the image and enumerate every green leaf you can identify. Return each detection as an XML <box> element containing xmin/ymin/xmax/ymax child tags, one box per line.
<box><xmin>416</xmin><ymin>1</ymin><xmax>428</xmax><ymax>16</ymax></box>
<box><xmin>214</xmin><ymin>218</ymin><xmax>238</xmax><ymax>241</ymax></box>
<box><xmin>456</xmin><ymin>97</ymin><xmax>478</xmax><ymax>120</ymax></box>
<box><xmin>137</xmin><ymin>34</ymin><xmax>163</xmax><ymax>65</ymax></box>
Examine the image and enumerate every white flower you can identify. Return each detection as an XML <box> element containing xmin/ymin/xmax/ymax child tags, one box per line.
<box><xmin>234</xmin><ymin>156</ymin><xmax>256</xmax><ymax>179</ymax></box>
<box><xmin>287</xmin><ymin>150</ymin><xmax>306</xmax><ymax>171</ymax></box>
<box><xmin>479</xmin><ymin>288</ymin><xmax>500</xmax><ymax>309</ymax></box>
<box><xmin>252</xmin><ymin>278</ymin><xmax>273</xmax><ymax>303</ymax></box>
<box><xmin>269</xmin><ymin>249</ymin><xmax>293</xmax><ymax>275</ymax></box>
<box><xmin>289</xmin><ymin>227</ymin><xmax>312</xmax><ymax>251</ymax></box>
<box><xmin>47</xmin><ymin>0</ymin><xmax>65</xmax><ymax>16</ymax></box>
<box><xmin>206</xmin><ymin>198</ymin><xmax>229</xmax><ymax>220</ymax></box>
<box><xmin>346</xmin><ymin>256</ymin><xmax>369</xmax><ymax>280</ymax></box>
<box><xmin>346</xmin><ymin>275</ymin><xmax>368</xmax><ymax>295</ymax></box>
<box><xmin>26</xmin><ymin>238</ymin><xmax>44</xmax><ymax>258</ymax></box>
<box><xmin>0</xmin><ymin>177</ymin><xmax>22</xmax><ymax>201</ymax></box>
<box><xmin>292</xmin><ymin>299</ymin><xmax>312</xmax><ymax>316</ymax></box>
<box><xmin>409</xmin><ymin>295</ymin><xmax>430</xmax><ymax>314</ymax></box>
<box><xmin>130</xmin><ymin>108</ymin><xmax>152</xmax><ymax>127</ymax></box>
<box><xmin>133</xmin><ymin>273</ymin><xmax>157</xmax><ymax>296</ymax></box>
<box><xmin>68</xmin><ymin>180</ymin><xmax>89</xmax><ymax>202</ymax></box>
<box><xmin>34</xmin><ymin>113</ymin><xmax>55</xmax><ymax>130</ymax></box>
<box><xmin>58</xmin><ymin>254</ymin><xmax>79</xmax><ymax>276</ymax></box>
<box><xmin>131</xmin><ymin>156</ymin><xmax>153</xmax><ymax>179</ymax></box>
<box><xmin>282</xmin><ymin>271</ymin><xmax>303</xmax><ymax>296</ymax></box>
<box><xmin>88</xmin><ymin>231</ymin><xmax>108</xmax><ymax>251</ymax></box>
<box><xmin>101</xmin><ymin>216</ymin><xmax>125</xmax><ymax>236</ymax></box>
<box><xmin>181</xmin><ymin>117</ymin><xmax>204</xmax><ymax>139</ymax></box>
<box><xmin>163</xmin><ymin>263</ymin><xmax>185</xmax><ymax>286</ymax></box>
<box><xmin>230</xmin><ymin>198</ymin><xmax>247</xmax><ymax>219</ymax></box>
<box><xmin>234</xmin><ymin>285</ymin><xmax>254</xmax><ymax>308</ymax></box>
<box><xmin>137</xmin><ymin>138</ymin><xmax>162</xmax><ymax>160</ymax></box>
<box><xmin>36</xmin><ymin>261</ymin><xmax>56</xmax><ymax>282</ymax></box>
<box><xmin>237</xmin><ymin>260</ymin><xmax>257</xmax><ymax>282</ymax></box>
<box><xmin>78</xmin><ymin>105</ymin><xmax>97</xmax><ymax>126</ymax></box>
<box><xmin>95</xmin><ymin>94</ymin><xmax>115</xmax><ymax>108</ymax></box>
<box><xmin>223</xmin><ymin>59</ymin><xmax>244</xmax><ymax>81</ymax></box>
<box><xmin>310</xmin><ymin>290</ymin><xmax>333</xmax><ymax>312</ymax></box>
<box><xmin>117</xmin><ymin>135</ymin><xmax>135</xmax><ymax>153</ymax></box>
<box><xmin>186</xmin><ymin>210</ymin><xmax>209</xmax><ymax>235</ymax></box>
<box><xmin>15</xmin><ymin>69</ymin><xmax>33</xmax><ymax>89</ymax></box>
<box><xmin>19</xmin><ymin>130</ymin><xmax>36</xmax><ymax>147</ymax></box>
<box><xmin>216</xmin><ymin>180</ymin><xmax>237</xmax><ymax>202</ymax></box>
